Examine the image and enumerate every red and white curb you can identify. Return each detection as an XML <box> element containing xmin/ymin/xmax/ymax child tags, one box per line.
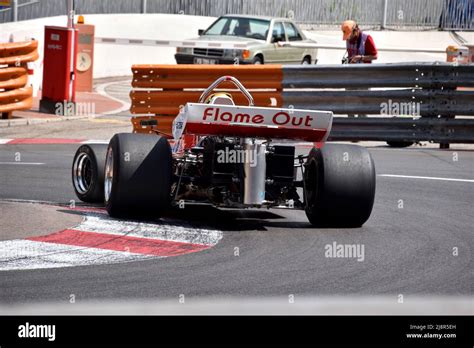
<box><xmin>0</xmin><ymin>207</ymin><xmax>222</xmax><ymax>271</ymax></box>
<box><xmin>0</xmin><ymin>138</ymin><xmax>109</xmax><ymax>145</ymax></box>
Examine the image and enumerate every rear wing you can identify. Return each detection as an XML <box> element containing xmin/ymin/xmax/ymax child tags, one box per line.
<box><xmin>173</xmin><ymin>103</ymin><xmax>333</xmax><ymax>142</ymax></box>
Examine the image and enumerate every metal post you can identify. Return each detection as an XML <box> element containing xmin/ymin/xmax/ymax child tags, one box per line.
<box><xmin>381</xmin><ymin>0</ymin><xmax>388</xmax><ymax>29</ymax></box>
<box><xmin>141</xmin><ymin>0</ymin><xmax>147</xmax><ymax>14</ymax></box>
<box><xmin>12</xmin><ymin>0</ymin><xmax>18</xmax><ymax>22</ymax></box>
<box><xmin>67</xmin><ymin>0</ymin><xmax>76</xmax><ymax>103</ymax></box>
<box><xmin>67</xmin><ymin>0</ymin><xmax>75</xmax><ymax>29</ymax></box>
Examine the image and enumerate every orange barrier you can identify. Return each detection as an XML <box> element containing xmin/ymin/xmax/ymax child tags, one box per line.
<box><xmin>130</xmin><ymin>90</ymin><xmax>282</xmax><ymax>115</ymax></box>
<box><xmin>0</xmin><ymin>40</ymin><xmax>39</xmax><ymax>65</ymax></box>
<box><xmin>0</xmin><ymin>40</ymin><xmax>38</xmax><ymax>119</ymax></box>
<box><xmin>130</xmin><ymin>64</ymin><xmax>283</xmax><ymax>135</ymax></box>
<box><xmin>0</xmin><ymin>86</ymin><xmax>33</xmax><ymax>113</ymax></box>
<box><xmin>132</xmin><ymin>64</ymin><xmax>282</xmax><ymax>89</ymax></box>
<box><xmin>0</xmin><ymin>67</ymin><xmax>29</xmax><ymax>90</ymax></box>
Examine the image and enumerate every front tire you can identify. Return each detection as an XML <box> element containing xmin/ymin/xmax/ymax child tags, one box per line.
<box><xmin>304</xmin><ymin>144</ymin><xmax>376</xmax><ymax>227</ymax></box>
<box><xmin>252</xmin><ymin>56</ymin><xmax>263</xmax><ymax>64</ymax></box>
<box><xmin>104</xmin><ymin>133</ymin><xmax>172</xmax><ymax>218</ymax></box>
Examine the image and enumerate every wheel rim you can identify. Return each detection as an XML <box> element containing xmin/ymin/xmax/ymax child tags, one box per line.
<box><xmin>302</xmin><ymin>59</ymin><xmax>310</xmax><ymax>65</ymax></box>
<box><xmin>104</xmin><ymin>146</ymin><xmax>114</xmax><ymax>203</ymax></box>
<box><xmin>73</xmin><ymin>152</ymin><xmax>93</xmax><ymax>194</ymax></box>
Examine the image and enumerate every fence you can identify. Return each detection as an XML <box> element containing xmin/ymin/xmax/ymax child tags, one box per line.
<box><xmin>1</xmin><ymin>0</ymin><xmax>472</xmax><ymax>30</ymax></box>
<box><xmin>129</xmin><ymin>63</ymin><xmax>474</xmax><ymax>146</ymax></box>
<box><xmin>0</xmin><ymin>40</ymin><xmax>38</xmax><ymax>119</ymax></box>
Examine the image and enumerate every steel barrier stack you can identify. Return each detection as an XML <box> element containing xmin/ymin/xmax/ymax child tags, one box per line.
<box><xmin>130</xmin><ymin>63</ymin><xmax>474</xmax><ymax>147</ymax></box>
<box><xmin>0</xmin><ymin>40</ymin><xmax>38</xmax><ymax>119</ymax></box>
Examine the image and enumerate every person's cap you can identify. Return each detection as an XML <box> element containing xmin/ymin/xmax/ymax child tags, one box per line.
<box><xmin>341</xmin><ymin>20</ymin><xmax>356</xmax><ymax>40</ymax></box>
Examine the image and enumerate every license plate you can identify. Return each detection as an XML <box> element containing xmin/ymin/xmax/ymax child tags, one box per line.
<box><xmin>194</xmin><ymin>57</ymin><xmax>218</xmax><ymax>64</ymax></box>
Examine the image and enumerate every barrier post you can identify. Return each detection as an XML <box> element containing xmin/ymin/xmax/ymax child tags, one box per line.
<box><xmin>11</xmin><ymin>0</ymin><xmax>18</xmax><ymax>22</ymax></box>
<box><xmin>381</xmin><ymin>0</ymin><xmax>388</xmax><ymax>29</ymax></box>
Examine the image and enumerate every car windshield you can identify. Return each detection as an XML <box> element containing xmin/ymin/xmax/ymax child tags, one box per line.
<box><xmin>204</xmin><ymin>17</ymin><xmax>270</xmax><ymax>40</ymax></box>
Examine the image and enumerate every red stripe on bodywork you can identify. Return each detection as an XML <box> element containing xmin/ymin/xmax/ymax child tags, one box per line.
<box><xmin>185</xmin><ymin>123</ymin><xmax>328</xmax><ymax>142</ymax></box>
<box><xmin>8</xmin><ymin>138</ymin><xmax>84</xmax><ymax>144</ymax></box>
<box><xmin>27</xmin><ymin>229</ymin><xmax>210</xmax><ymax>256</ymax></box>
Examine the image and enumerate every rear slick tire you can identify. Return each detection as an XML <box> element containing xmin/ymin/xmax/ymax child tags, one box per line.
<box><xmin>104</xmin><ymin>133</ymin><xmax>172</xmax><ymax>219</ymax></box>
<box><xmin>304</xmin><ymin>144</ymin><xmax>376</xmax><ymax>227</ymax></box>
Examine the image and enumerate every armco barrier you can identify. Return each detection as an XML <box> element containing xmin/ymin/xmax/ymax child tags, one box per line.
<box><xmin>0</xmin><ymin>40</ymin><xmax>38</xmax><ymax>119</ymax></box>
<box><xmin>130</xmin><ymin>63</ymin><xmax>474</xmax><ymax>144</ymax></box>
<box><xmin>282</xmin><ymin>89</ymin><xmax>474</xmax><ymax>117</ymax></box>
<box><xmin>281</xmin><ymin>63</ymin><xmax>474</xmax><ymax>89</ymax></box>
<box><xmin>328</xmin><ymin>118</ymin><xmax>474</xmax><ymax>144</ymax></box>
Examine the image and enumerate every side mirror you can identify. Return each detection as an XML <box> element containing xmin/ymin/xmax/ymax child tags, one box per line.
<box><xmin>198</xmin><ymin>29</ymin><xmax>204</xmax><ymax>36</ymax></box>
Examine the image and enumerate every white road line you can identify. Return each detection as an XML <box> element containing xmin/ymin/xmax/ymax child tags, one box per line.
<box><xmin>0</xmin><ymin>162</ymin><xmax>45</xmax><ymax>165</ymax></box>
<box><xmin>378</xmin><ymin>174</ymin><xmax>474</xmax><ymax>183</ymax></box>
<box><xmin>81</xmin><ymin>140</ymin><xmax>110</xmax><ymax>144</ymax></box>
<box><xmin>0</xmin><ymin>139</ymin><xmax>13</xmax><ymax>144</ymax></box>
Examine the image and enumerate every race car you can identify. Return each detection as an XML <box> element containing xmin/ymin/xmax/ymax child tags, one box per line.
<box><xmin>72</xmin><ymin>76</ymin><xmax>375</xmax><ymax>227</ymax></box>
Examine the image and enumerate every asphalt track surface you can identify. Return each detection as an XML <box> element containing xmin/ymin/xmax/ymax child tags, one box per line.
<box><xmin>0</xmin><ymin>142</ymin><xmax>473</xmax><ymax>304</ymax></box>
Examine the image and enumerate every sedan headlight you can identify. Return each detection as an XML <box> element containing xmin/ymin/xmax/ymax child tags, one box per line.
<box><xmin>223</xmin><ymin>49</ymin><xmax>252</xmax><ymax>60</ymax></box>
<box><xmin>176</xmin><ymin>47</ymin><xmax>193</xmax><ymax>54</ymax></box>
<box><xmin>222</xmin><ymin>49</ymin><xmax>240</xmax><ymax>58</ymax></box>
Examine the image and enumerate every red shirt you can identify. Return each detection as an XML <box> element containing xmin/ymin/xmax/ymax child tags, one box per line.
<box><xmin>348</xmin><ymin>33</ymin><xmax>377</xmax><ymax>63</ymax></box>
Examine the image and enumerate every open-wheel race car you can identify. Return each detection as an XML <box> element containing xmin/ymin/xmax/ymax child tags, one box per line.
<box><xmin>72</xmin><ymin>76</ymin><xmax>375</xmax><ymax>227</ymax></box>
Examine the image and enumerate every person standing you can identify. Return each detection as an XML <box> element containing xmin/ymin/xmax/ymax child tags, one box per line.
<box><xmin>341</xmin><ymin>20</ymin><xmax>378</xmax><ymax>64</ymax></box>
<box><xmin>341</xmin><ymin>20</ymin><xmax>378</xmax><ymax>121</ymax></box>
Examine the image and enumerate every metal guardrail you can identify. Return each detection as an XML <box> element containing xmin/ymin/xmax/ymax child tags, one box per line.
<box><xmin>329</xmin><ymin>118</ymin><xmax>474</xmax><ymax>144</ymax></box>
<box><xmin>129</xmin><ymin>63</ymin><xmax>474</xmax><ymax>146</ymax></box>
<box><xmin>281</xmin><ymin>63</ymin><xmax>474</xmax><ymax>89</ymax></box>
<box><xmin>282</xmin><ymin>89</ymin><xmax>474</xmax><ymax>117</ymax></box>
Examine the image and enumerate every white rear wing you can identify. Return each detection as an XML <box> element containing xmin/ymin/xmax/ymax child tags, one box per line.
<box><xmin>173</xmin><ymin>103</ymin><xmax>333</xmax><ymax>143</ymax></box>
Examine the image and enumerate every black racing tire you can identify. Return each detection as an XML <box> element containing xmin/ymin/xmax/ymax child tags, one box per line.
<box><xmin>72</xmin><ymin>143</ymin><xmax>108</xmax><ymax>203</ymax></box>
<box><xmin>252</xmin><ymin>56</ymin><xmax>263</xmax><ymax>64</ymax></box>
<box><xmin>386</xmin><ymin>141</ymin><xmax>414</xmax><ymax>148</ymax></box>
<box><xmin>304</xmin><ymin>144</ymin><xmax>376</xmax><ymax>227</ymax></box>
<box><xmin>104</xmin><ymin>133</ymin><xmax>172</xmax><ymax>218</ymax></box>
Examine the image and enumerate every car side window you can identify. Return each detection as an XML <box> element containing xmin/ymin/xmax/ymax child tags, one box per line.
<box><xmin>284</xmin><ymin>22</ymin><xmax>302</xmax><ymax>41</ymax></box>
<box><xmin>272</xmin><ymin>22</ymin><xmax>286</xmax><ymax>43</ymax></box>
